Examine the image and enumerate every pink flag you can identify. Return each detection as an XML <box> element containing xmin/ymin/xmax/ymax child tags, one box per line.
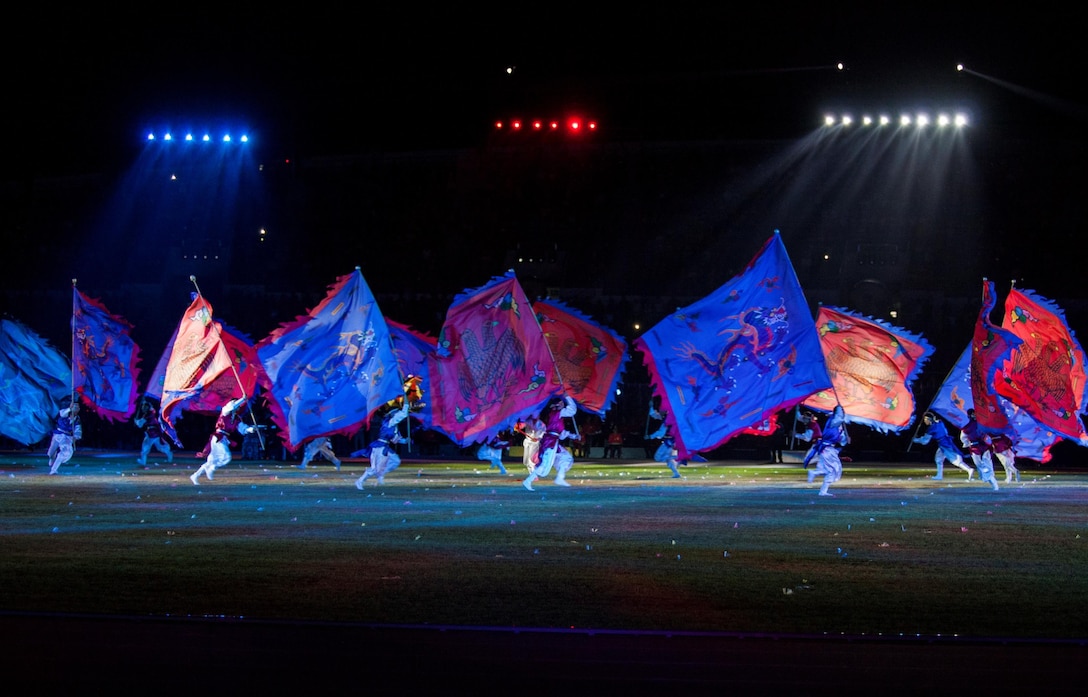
<box><xmin>426</xmin><ymin>271</ymin><xmax>562</xmax><ymax>446</ymax></box>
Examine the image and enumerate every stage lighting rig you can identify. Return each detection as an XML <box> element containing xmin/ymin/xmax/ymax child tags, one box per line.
<box><xmin>493</xmin><ymin>114</ymin><xmax>598</xmax><ymax>137</ymax></box>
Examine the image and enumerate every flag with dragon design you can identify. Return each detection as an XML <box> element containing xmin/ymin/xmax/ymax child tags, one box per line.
<box><xmin>425</xmin><ymin>270</ymin><xmax>562</xmax><ymax>446</ymax></box>
<box><xmin>994</xmin><ymin>285</ymin><xmax>1088</xmax><ymax>444</ymax></box>
<box><xmin>532</xmin><ymin>298</ymin><xmax>628</xmax><ymax>416</ymax></box>
<box><xmin>802</xmin><ymin>305</ymin><xmax>934</xmax><ymax>433</ymax></box>
<box><xmin>633</xmin><ymin>232</ymin><xmax>831</xmax><ymax>459</ymax></box>
<box><xmin>72</xmin><ymin>285</ymin><xmax>141</xmax><ymax>422</ymax></box>
<box><xmin>256</xmin><ymin>268</ymin><xmax>404</xmax><ymax>452</ymax></box>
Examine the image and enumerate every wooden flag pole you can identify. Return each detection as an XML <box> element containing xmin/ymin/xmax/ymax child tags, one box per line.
<box><xmin>189</xmin><ymin>276</ymin><xmax>264</xmax><ymax>450</ymax></box>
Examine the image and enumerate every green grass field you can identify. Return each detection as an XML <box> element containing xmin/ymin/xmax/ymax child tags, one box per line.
<box><xmin>4</xmin><ymin>450</ymin><xmax>1087</xmax><ymax>643</ymax></box>
<box><xmin>2</xmin><ymin>452</ymin><xmax>1088</xmax><ymax>691</ymax></box>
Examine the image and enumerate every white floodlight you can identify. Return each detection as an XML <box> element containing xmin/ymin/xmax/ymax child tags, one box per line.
<box><xmin>841</xmin><ymin>115</ymin><xmax>853</xmax><ymax>126</ymax></box>
<box><xmin>824</xmin><ymin>114</ymin><xmax>836</xmax><ymax>126</ymax></box>
<box><xmin>862</xmin><ymin>115</ymin><xmax>873</xmax><ymax>126</ymax></box>
<box><xmin>937</xmin><ymin>113</ymin><xmax>950</xmax><ymax>127</ymax></box>
<box><xmin>185</xmin><ymin>133</ymin><xmax>194</xmax><ymax>141</ymax></box>
<box><xmin>899</xmin><ymin>114</ymin><xmax>912</xmax><ymax>126</ymax></box>
<box><xmin>955</xmin><ymin>113</ymin><xmax>968</xmax><ymax>127</ymax></box>
<box><xmin>916</xmin><ymin>113</ymin><xmax>930</xmax><ymax>128</ymax></box>
<box><xmin>879</xmin><ymin>115</ymin><xmax>890</xmax><ymax>126</ymax></box>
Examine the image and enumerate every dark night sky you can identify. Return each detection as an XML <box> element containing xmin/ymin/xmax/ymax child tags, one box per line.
<box><xmin>5</xmin><ymin>5</ymin><xmax>1087</xmax><ymax>377</ymax></box>
<box><xmin>10</xmin><ymin>6</ymin><xmax>1085</xmax><ymax>171</ymax></box>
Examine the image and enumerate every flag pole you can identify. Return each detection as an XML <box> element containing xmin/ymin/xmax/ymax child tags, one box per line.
<box><xmin>530</xmin><ymin>287</ymin><xmax>578</xmax><ymax>439</ymax></box>
<box><xmin>189</xmin><ymin>275</ymin><xmax>264</xmax><ymax>450</ymax></box>
<box><xmin>69</xmin><ymin>279</ymin><xmax>77</xmax><ymax>407</ymax></box>
<box><xmin>906</xmin><ymin>351</ymin><xmax>967</xmax><ymax>452</ymax></box>
<box><xmin>789</xmin><ymin>404</ymin><xmax>800</xmax><ymax>450</ymax></box>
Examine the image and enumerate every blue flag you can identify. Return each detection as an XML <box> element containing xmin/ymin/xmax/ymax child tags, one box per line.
<box><xmin>72</xmin><ymin>286</ymin><xmax>141</xmax><ymax>422</ymax></box>
<box><xmin>387</xmin><ymin>319</ymin><xmax>437</xmax><ymax>430</ymax></box>
<box><xmin>256</xmin><ymin>268</ymin><xmax>404</xmax><ymax>452</ymax></box>
<box><xmin>634</xmin><ymin>232</ymin><xmax>831</xmax><ymax>458</ymax></box>
<box><xmin>0</xmin><ymin>318</ymin><xmax>72</xmax><ymax>445</ymax></box>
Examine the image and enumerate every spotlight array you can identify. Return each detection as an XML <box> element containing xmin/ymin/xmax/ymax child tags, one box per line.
<box><xmin>145</xmin><ymin>132</ymin><xmax>250</xmax><ymax>143</ymax></box>
<box><xmin>822</xmin><ymin>111</ymin><xmax>969</xmax><ymax>129</ymax></box>
<box><xmin>494</xmin><ymin>116</ymin><xmax>599</xmax><ymax>135</ymax></box>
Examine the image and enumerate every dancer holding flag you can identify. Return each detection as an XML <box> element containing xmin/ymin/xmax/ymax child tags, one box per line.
<box><xmin>47</xmin><ymin>397</ymin><xmax>82</xmax><ymax>475</ymax></box>
<box><xmin>134</xmin><ymin>397</ymin><xmax>173</xmax><ymax>466</ymax></box>
<box><xmin>912</xmin><ymin>411</ymin><xmax>974</xmax><ymax>481</ymax></box>
<box><xmin>804</xmin><ymin>405</ymin><xmax>850</xmax><ymax>496</ymax></box>
<box><xmin>159</xmin><ymin>277</ymin><xmax>263</xmax><ymax>484</ymax></box>
<box><xmin>190</xmin><ymin>396</ymin><xmax>258</xmax><ymax>484</ymax></box>
<box><xmin>522</xmin><ymin>395</ymin><xmax>578</xmax><ymax>491</ymax></box>
<box><xmin>354</xmin><ymin>400</ymin><xmax>410</xmax><ymax>487</ymax></box>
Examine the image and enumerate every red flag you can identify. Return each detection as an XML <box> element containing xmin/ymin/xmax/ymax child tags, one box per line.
<box><xmin>995</xmin><ymin>286</ymin><xmax>1088</xmax><ymax>442</ymax></box>
<box><xmin>971</xmin><ymin>280</ymin><xmax>1021</xmax><ymax>435</ymax></box>
<box><xmin>802</xmin><ymin>306</ymin><xmax>934</xmax><ymax>433</ymax></box>
<box><xmin>532</xmin><ymin>299</ymin><xmax>628</xmax><ymax>416</ymax></box>
<box><xmin>160</xmin><ymin>294</ymin><xmax>235</xmax><ymax>440</ymax></box>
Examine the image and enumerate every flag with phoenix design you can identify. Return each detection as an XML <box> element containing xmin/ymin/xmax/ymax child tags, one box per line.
<box><xmin>71</xmin><ymin>285</ymin><xmax>141</xmax><ymax>422</ymax></box>
<box><xmin>970</xmin><ymin>280</ymin><xmax>1022</xmax><ymax>435</ymax></box>
<box><xmin>533</xmin><ymin>298</ymin><xmax>628</xmax><ymax>416</ymax></box>
<box><xmin>931</xmin><ymin>343</ymin><xmax>1060</xmax><ymax>463</ymax></box>
<box><xmin>256</xmin><ymin>268</ymin><xmax>404</xmax><ymax>452</ymax></box>
<box><xmin>802</xmin><ymin>305</ymin><xmax>933</xmax><ymax>433</ymax></box>
<box><xmin>633</xmin><ymin>232</ymin><xmax>831</xmax><ymax>459</ymax></box>
<box><xmin>426</xmin><ymin>271</ymin><xmax>562</xmax><ymax>446</ymax></box>
<box><xmin>995</xmin><ymin>285</ymin><xmax>1088</xmax><ymax>444</ymax></box>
